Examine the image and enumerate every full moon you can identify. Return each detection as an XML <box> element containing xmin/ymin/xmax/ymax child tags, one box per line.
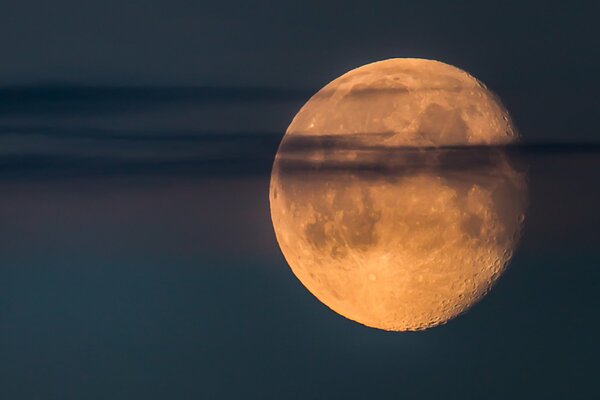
<box><xmin>270</xmin><ymin>59</ymin><xmax>527</xmax><ymax>331</ymax></box>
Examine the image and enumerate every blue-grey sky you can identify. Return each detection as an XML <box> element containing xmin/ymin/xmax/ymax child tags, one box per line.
<box><xmin>0</xmin><ymin>2</ymin><xmax>599</xmax><ymax>398</ymax></box>
<box><xmin>0</xmin><ymin>0</ymin><xmax>596</xmax><ymax>88</ymax></box>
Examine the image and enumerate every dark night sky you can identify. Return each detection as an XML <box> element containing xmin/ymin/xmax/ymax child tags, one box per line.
<box><xmin>0</xmin><ymin>0</ymin><xmax>596</xmax><ymax>87</ymax></box>
<box><xmin>0</xmin><ymin>2</ymin><xmax>599</xmax><ymax>399</ymax></box>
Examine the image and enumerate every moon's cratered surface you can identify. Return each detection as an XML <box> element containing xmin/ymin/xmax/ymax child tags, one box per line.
<box><xmin>270</xmin><ymin>58</ymin><xmax>527</xmax><ymax>331</ymax></box>
<box><xmin>286</xmin><ymin>58</ymin><xmax>517</xmax><ymax>147</ymax></box>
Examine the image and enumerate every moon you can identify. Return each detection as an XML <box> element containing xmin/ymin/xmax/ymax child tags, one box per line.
<box><xmin>270</xmin><ymin>59</ymin><xmax>527</xmax><ymax>331</ymax></box>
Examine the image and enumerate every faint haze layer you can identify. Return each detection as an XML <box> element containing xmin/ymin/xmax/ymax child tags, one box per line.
<box><xmin>0</xmin><ymin>86</ymin><xmax>598</xmax><ymax>179</ymax></box>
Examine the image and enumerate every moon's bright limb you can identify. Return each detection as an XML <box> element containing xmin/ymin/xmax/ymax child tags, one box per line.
<box><xmin>270</xmin><ymin>59</ymin><xmax>527</xmax><ymax>331</ymax></box>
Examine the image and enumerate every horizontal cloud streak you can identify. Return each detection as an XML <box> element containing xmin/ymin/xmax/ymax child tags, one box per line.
<box><xmin>0</xmin><ymin>86</ymin><xmax>597</xmax><ymax>179</ymax></box>
<box><xmin>0</xmin><ymin>125</ymin><xmax>283</xmax><ymax>142</ymax></box>
<box><xmin>0</xmin><ymin>131</ymin><xmax>596</xmax><ymax>179</ymax></box>
<box><xmin>0</xmin><ymin>85</ymin><xmax>310</xmax><ymax>116</ymax></box>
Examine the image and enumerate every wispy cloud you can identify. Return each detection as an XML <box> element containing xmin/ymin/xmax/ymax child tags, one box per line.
<box><xmin>0</xmin><ymin>85</ymin><xmax>310</xmax><ymax>116</ymax></box>
<box><xmin>0</xmin><ymin>86</ymin><xmax>597</xmax><ymax>179</ymax></box>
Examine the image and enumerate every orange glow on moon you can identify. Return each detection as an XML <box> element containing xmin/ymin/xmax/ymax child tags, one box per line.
<box><xmin>270</xmin><ymin>59</ymin><xmax>527</xmax><ymax>331</ymax></box>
